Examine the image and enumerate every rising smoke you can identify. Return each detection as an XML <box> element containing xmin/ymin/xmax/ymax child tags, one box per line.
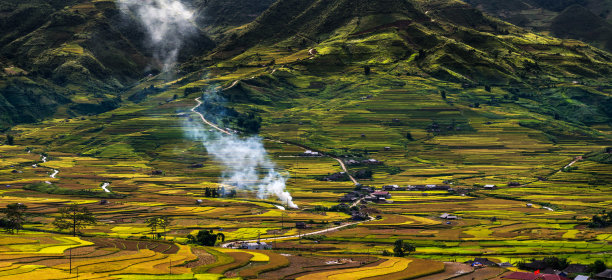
<box><xmin>185</xmin><ymin>88</ymin><xmax>298</xmax><ymax>209</ymax></box>
<box><xmin>117</xmin><ymin>0</ymin><xmax>196</xmax><ymax>72</ymax></box>
<box><xmin>118</xmin><ymin>0</ymin><xmax>297</xmax><ymax>208</ymax></box>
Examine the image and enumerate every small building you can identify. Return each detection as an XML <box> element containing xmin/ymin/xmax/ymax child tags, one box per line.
<box><xmin>382</xmin><ymin>185</ymin><xmax>399</xmax><ymax>191</ymax></box>
<box><xmin>526</xmin><ymin>203</ymin><xmax>534</xmax><ymax>208</ymax></box>
<box><xmin>484</xmin><ymin>184</ymin><xmax>497</xmax><ymax>190</ymax></box>
<box><xmin>384</xmin><ymin>147</ymin><xmax>391</xmax><ymax>151</ymax></box>
<box><xmin>295</xmin><ymin>222</ymin><xmax>307</xmax><ymax>229</ymax></box>
<box><xmin>564</xmin><ymin>264</ymin><xmax>589</xmax><ymax>275</ymax></box>
<box><xmin>466</xmin><ymin>258</ymin><xmax>498</xmax><ymax>267</ymax></box>
<box><xmin>574</xmin><ymin>276</ymin><xmax>590</xmax><ymax>280</ymax></box>
<box><xmin>596</xmin><ymin>269</ymin><xmax>612</xmax><ymax>279</ymax></box>
<box><xmin>502</xmin><ymin>272</ymin><xmax>570</xmax><ymax>280</ymax></box>
<box><xmin>302</xmin><ymin>150</ymin><xmax>321</xmax><ymax>157</ymax></box>
<box><xmin>241</xmin><ymin>242</ymin><xmax>271</xmax><ymax>250</ymax></box>
<box><xmin>440</xmin><ymin>213</ymin><xmax>458</xmax><ymax>220</ymax></box>
<box><xmin>372</xmin><ymin>191</ymin><xmax>391</xmax><ymax>199</ymax></box>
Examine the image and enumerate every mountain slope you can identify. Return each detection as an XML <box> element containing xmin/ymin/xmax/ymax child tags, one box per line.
<box><xmin>0</xmin><ymin>0</ymin><xmax>215</xmax><ymax>128</ymax></box>
<box><xmin>464</xmin><ymin>0</ymin><xmax>612</xmax><ymax>52</ymax></box>
<box><xmin>212</xmin><ymin>0</ymin><xmax>612</xmax><ymax>85</ymax></box>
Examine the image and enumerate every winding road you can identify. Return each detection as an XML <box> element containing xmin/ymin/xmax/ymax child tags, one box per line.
<box><xmin>221</xmin><ymin>216</ymin><xmax>375</xmax><ymax>248</ymax></box>
<box><xmin>190</xmin><ymin>98</ymin><xmax>371</xmax><ymax>246</ymax></box>
<box><xmin>190</xmin><ymin>97</ymin><xmax>358</xmax><ymax>183</ymax></box>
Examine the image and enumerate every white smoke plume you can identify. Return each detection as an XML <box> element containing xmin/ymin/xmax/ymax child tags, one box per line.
<box><xmin>117</xmin><ymin>0</ymin><xmax>196</xmax><ymax>72</ymax></box>
<box><xmin>184</xmin><ymin>89</ymin><xmax>298</xmax><ymax>209</ymax></box>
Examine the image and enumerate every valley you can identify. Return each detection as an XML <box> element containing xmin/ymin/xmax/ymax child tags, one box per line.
<box><xmin>0</xmin><ymin>0</ymin><xmax>611</xmax><ymax>279</ymax></box>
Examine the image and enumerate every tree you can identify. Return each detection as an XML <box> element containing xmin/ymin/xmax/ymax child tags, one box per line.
<box><xmin>204</xmin><ymin>187</ymin><xmax>211</xmax><ymax>198</ymax></box>
<box><xmin>589</xmin><ymin>260</ymin><xmax>607</xmax><ymax>274</ymax></box>
<box><xmin>146</xmin><ymin>217</ymin><xmax>160</xmax><ymax>239</ymax></box>
<box><xmin>53</xmin><ymin>204</ymin><xmax>96</xmax><ymax>236</ymax></box>
<box><xmin>187</xmin><ymin>230</ymin><xmax>225</xmax><ymax>246</ymax></box>
<box><xmin>406</xmin><ymin>132</ymin><xmax>414</xmax><ymax>141</ymax></box>
<box><xmin>1</xmin><ymin>203</ymin><xmax>27</xmax><ymax>234</ymax></box>
<box><xmin>393</xmin><ymin>240</ymin><xmax>416</xmax><ymax>257</ymax></box>
<box><xmin>364</xmin><ymin>65</ymin><xmax>371</xmax><ymax>76</ymax></box>
<box><xmin>440</xmin><ymin>90</ymin><xmax>447</xmax><ymax>100</ymax></box>
<box><xmin>6</xmin><ymin>135</ymin><xmax>14</xmax><ymax>145</ymax></box>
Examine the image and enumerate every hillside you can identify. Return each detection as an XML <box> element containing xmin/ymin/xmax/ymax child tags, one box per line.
<box><xmin>192</xmin><ymin>0</ymin><xmax>276</xmax><ymax>40</ymax></box>
<box><xmin>0</xmin><ymin>0</ymin><xmax>214</xmax><ymax>129</ymax></box>
<box><xmin>464</xmin><ymin>0</ymin><xmax>612</xmax><ymax>52</ymax></box>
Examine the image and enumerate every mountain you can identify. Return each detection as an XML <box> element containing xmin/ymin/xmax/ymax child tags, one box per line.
<box><xmin>0</xmin><ymin>0</ymin><xmax>214</xmax><ymax>129</ymax></box>
<box><xmin>464</xmin><ymin>0</ymin><xmax>612</xmax><ymax>52</ymax></box>
<box><xmin>212</xmin><ymin>0</ymin><xmax>612</xmax><ymax>86</ymax></box>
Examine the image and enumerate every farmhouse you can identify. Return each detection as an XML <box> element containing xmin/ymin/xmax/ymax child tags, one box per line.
<box><xmin>373</xmin><ymin>191</ymin><xmax>391</xmax><ymax>199</ymax></box>
<box><xmin>439</xmin><ymin>213</ymin><xmax>458</xmax><ymax>220</ymax></box>
<box><xmin>382</xmin><ymin>185</ymin><xmax>399</xmax><ymax>191</ymax></box>
<box><xmin>502</xmin><ymin>272</ymin><xmax>570</xmax><ymax>280</ymax></box>
<box><xmin>338</xmin><ymin>194</ymin><xmax>359</xmax><ymax>203</ymax></box>
<box><xmin>301</xmin><ymin>150</ymin><xmax>321</xmax><ymax>157</ymax></box>
<box><xmin>563</xmin><ymin>264</ymin><xmax>588</xmax><ymax>275</ymax></box>
<box><xmin>466</xmin><ymin>258</ymin><xmax>498</xmax><ymax>267</ymax></box>
<box><xmin>295</xmin><ymin>222</ymin><xmax>307</xmax><ymax>229</ymax></box>
<box><xmin>484</xmin><ymin>184</ymin><xmax>497</xmax><ymax>190</ymax></box>
<box><xmin>596</xmin><ymin>269</ymin><xmax>612</xmax><ymax>279</ymax></box>
<box><xmin>240</xmin><ymin>242</ymin><xmax>271</xmax><ymax>250</ymax></box>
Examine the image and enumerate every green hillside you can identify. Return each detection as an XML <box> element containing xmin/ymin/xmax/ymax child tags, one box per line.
<box><xmin>0</xmin><ymin>0</ymin><xmax>215</xmax><ymax>129</ymax></box>
<box><xmin>465</xmin><ymin>0</ymin><xmax>612</xmax><ymax>52</ymax></box>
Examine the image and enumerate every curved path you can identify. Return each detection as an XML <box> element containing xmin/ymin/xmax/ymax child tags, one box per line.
<box><xmin>191</xmin><ymin>98</ymin><xmax>358</xmax><ymax>184</ymax></box>
<box><xmin>221</xmin><ymin>217</ymin><xmax>375</xmax><ymax>248</ymax></box>
<box><xmin>190</xmin><ymin>98</ymin><xmax>369</xmax><ymax>246</ymax></box>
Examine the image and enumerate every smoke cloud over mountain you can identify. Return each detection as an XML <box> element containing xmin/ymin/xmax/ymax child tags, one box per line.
<box><xmin>117</xmin><ymin>0</ymin><xmax>196</xmax><ymax>72</ymax></box>
<box><xmin>184</xmin><ymin>88</ymin><xmax>298</xmax><ymax>209</ymax></box>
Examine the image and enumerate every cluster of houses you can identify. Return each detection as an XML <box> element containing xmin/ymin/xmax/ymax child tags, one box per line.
<box><xmin>467</xmin><ymin>258</ymin><xmax>612</xmax><ymax>280</ymax></box>
<box><xmin>338</xmin><ymin>186</ymin><xmax>392</xmax><ymax>204</ymax></box>
<box><xmin>502</xmin><ymin>270</ymin><xmax>612</xmax><ymax>280</ymax></box>
<box><xmin>345</xmin><ymin>159</ymin><xmax>383</xmax><ymax>166</ymax></box>
<box><xmin>381</xmin><ymin>184</ymin><xmax>452</xmax><ymax>191</ymax></box>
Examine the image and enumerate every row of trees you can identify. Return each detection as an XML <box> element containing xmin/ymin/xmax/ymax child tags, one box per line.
<box><xmin>0</xmin><ymin>203</ymin><xmax>96</xmax><ymax>236</ymax></box>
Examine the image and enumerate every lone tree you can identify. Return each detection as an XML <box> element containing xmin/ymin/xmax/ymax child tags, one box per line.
<box><xmin>5</xmin><ymin>134</ymin><xmax>14</xmax><ymax>145</ymax></box>
<box><xmin>187</xmin><ymin>230</ymin><xmax>225</xmax><ymax>246</ymax></box>
<box><xmin>1</xmin><ymin>203</ymin><xmax>27</xmax><ymax>234</ymax></box>
<box><xmin>406</xmin><ymin>132</ymin><xmax>414</xmax><ymax>141</ymax></box>
<box><xmin>393</xmin><ymin>240</ymin><xmax>416</xmax><ymax>257</ymax></box>
<box><xmin>53</xmin><ymin>204</ymin><xmax>96</xmax><ymax>236</ymax></box>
